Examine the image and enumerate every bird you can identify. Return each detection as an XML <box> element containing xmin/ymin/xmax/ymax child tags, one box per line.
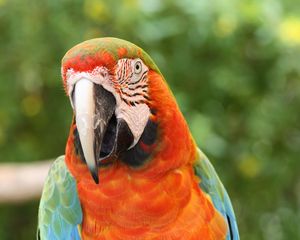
<box><xmin>37</xmin><ymin>37</ymin><xmax>239</xmax><ymax>240</ymax></box>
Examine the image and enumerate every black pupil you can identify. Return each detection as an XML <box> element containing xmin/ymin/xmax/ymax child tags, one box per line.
<box><xmin>136</xmin><ymin>64</ymin><xmax>140</xmax><ymax>70</ymax></box>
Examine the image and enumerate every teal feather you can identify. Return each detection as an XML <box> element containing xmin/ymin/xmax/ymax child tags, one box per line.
<box><xmin>194</xmin><ymin>149</ymin><xmax>240</xmax><ymax>240</ymax></box>
<box><xmin>37</xmin><ymin>156</ymin><xmax>82</xmax><ymax>240</ymax></box>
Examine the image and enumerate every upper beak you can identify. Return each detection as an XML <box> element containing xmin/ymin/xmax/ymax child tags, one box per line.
<box><xmin>73</xmin><ymin>79</ymin><xmax>116</xmax><ymax>184</ymax></box>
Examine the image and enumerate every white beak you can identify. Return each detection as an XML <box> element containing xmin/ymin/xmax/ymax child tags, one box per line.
<box><xmin>74</xmin><ymin>79</ymin><xmax>99</xmax><ymax>183</ymax></box>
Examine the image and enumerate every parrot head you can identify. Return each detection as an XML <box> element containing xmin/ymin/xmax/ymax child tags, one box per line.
<box><xmin>62</xmin><ymin>38</ymin><xmax>193</xmax><ymax>184</ymax></box>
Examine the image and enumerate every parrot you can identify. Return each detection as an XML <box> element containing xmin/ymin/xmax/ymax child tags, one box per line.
<box><xmin>37</xmin><ymin>38</ymin><xmax>239</xmax><ymax>240</ymax></box>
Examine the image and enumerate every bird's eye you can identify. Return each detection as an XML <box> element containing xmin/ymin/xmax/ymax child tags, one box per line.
<box><xmin>134</xmin><ymin>61</ymin><xmax>142</xmax><ymax>74</ymax></box>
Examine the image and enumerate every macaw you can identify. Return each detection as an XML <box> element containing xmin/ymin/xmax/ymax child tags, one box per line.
<box><xmin>37</xmin><ymin>38</ymin><xmax>239</xmax><ymax>240</ymax></box>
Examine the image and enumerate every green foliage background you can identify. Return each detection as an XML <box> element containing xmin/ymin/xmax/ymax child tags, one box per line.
<box><xmin>0</xmin><ymin>0</ymin><xmax>300</xmax><ymax>239</ymax></box>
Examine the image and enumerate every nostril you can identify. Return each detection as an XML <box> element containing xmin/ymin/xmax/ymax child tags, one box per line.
<box><xmin>100</xmin><ymin>71</ymin><xmax>107</xmax><ymax>78</ymax></box>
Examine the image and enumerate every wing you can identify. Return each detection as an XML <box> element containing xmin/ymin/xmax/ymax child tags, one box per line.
<box><xmin>193</xmin><ymin>148</ymin><xmax>239</xmax><ymax>240</ymax></box>
<box><xmin>37</xmin><ymin>156</ymin><xmax>82</xmax><ymax>240</ymax></box>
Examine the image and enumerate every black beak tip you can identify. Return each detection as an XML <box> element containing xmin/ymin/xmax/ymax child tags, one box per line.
<box><xmin>92</xmin><ymin>172</ymin><xmax>99</xmax><ymax>184</ymax></box>
<box><xmin>89</xmin><ymin>168</ymin><xmax>99</xmax><ymax>184</ymax></box>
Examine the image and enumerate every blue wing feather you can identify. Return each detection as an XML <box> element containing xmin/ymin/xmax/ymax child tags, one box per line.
<box><xmin>193</xmin><ymin>148</ymin><xmax>239</xmax><ymax>240</ymax></box>
<box><xmin>37</xmin><ymin>156</ymin><xmax>82</xmax><ymax>240</ymax></box>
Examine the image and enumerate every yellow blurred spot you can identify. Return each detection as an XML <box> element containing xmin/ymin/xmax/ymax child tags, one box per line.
<box><xmin>84</xmin><ymin>0</ymin><xmax>109</xmax><ymax>22</ymax></box>
<box><xmin>239</xmin><ymin>1</ymin><xmax>260</xmax><ymax>22</ymax></box>
<box><xmin>21</xmin><ymin>95</ymin><xmax>42</xmax><ymax>117</ymax></box>
<box><xmin>0</xmin><ymin>0</ymin><xmax>6</xmax><ymax>7</ymax></box>
<box><xmin>238</xmin><ymin>156</ymin><xmax>261</xmax><ymax>178</ymax></box>
<box><xmin>279</xmin><ymin>17</ymin><xmax>300</xmax><ymax>46</ymax></box>
<box><xmin>124</xmin><ymin>0</ymin><xmax>137</xmax><ymax>7</ymax></box>
<box><xmin>214</xmin><ymin>16</ymin><xmax>237</xmax><ymax>38</ymax></box>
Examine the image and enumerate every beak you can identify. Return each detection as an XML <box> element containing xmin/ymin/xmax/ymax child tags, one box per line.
<box><xmin>74</xmin><ymin>79</ymin><xmax>116</xmax><ymax>184</ymax></box>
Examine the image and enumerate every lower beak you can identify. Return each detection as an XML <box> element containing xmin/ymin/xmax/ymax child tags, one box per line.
<box><xmin>74</xmin><ymin>79</ymin><xmax>116</xmax><ymax>184</ymax></box>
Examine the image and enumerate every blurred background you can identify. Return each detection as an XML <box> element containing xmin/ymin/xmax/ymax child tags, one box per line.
<box><xmin>0</xmin><ymin>0</ymin><xmax>300</xmax><ymax>239</ymax></box>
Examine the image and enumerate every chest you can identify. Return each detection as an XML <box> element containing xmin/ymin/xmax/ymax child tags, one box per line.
<box><xmin>76</xmin><ymin>166</ymin><xmax>227</xmax><ymax>240</ymax></box>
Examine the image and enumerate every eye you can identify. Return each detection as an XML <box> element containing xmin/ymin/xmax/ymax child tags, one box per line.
<box><xmin>134</xmin><ymin>61</ymin><xmax>142</xmax><ymax>74</ymax></box>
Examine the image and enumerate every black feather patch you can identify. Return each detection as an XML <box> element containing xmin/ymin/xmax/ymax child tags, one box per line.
<box><xmin>120</xmin><ymin>118</ymin><xmax>158</xmax><ymax>167</ymax></box>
